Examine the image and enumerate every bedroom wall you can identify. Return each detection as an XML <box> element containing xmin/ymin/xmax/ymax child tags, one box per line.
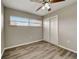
<box><xmin>44</xmin><ymin>2</ymin><xmax>77</xmax><ymax>51</ymax></box>
<box><xmin>1</xmin><ymin>3</ymin><xmax>5</xmax><ymax>54</ymax></box>
<box><xmin>4</xmin><ymin>8</ymin><xmax>43</xmax><ymax>48</ymax></box>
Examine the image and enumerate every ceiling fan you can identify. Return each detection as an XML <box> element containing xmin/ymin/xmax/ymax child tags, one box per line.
<box><xmin>30</xmin><ymin>0</ymin><xmax>65</xmax><ymax>12</ymax></box>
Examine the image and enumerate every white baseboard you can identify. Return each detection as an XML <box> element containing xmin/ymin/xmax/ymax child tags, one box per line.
<box><xmin>4</xmin><ymin>40</ymin><xmax>43</xmax><ymax>50</ymax></box>
<box><xmin>1</xmin><ymin>40</ymin><xmax>43</xmax><ymax>58</ymax></box>
<box><xmin>58</xmin><ymin>45</ymin><xmax>77</xmax><ymax>53</ymax></box>
<box><xmin>43</xmin><ymin>40</ymin><xmax>77</xmax><ymax>53</ymax></box>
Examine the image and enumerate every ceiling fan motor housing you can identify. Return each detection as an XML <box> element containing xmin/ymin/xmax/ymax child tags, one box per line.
<box><xmin>48</xmin><ymin>8</ymin><xmax>51</xmax><ymax>11</ymax></box>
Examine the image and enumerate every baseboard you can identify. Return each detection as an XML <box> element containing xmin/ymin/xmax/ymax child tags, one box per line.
<box><xmin>1</xmin><ymin>49</ymin><xmax>6</xmax><ymax>58</ymax></box>
<box><xmin>4</xmin><ymin>40</ymin><xmax>43</xmax><ymax>50</ymax></box>
<box><xmin>58</xmin><ymin>45</ymin><xmax>77</xmax><ymax>53</ymax></box>
<box><xmin>43</xmin><ymin>40</ymin><xmax>77</xmax><ymax>53</ymax></box>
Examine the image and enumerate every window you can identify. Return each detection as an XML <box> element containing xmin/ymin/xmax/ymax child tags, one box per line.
<box><xmin>10</xmin><ymin>16</ymin><xmax>29</xmax><ymax>26</ymax></box>
<box><xmin>30</xmin><ymin>19</ymin><xmax>42</xmax><ymax>26</ymax></box>
<box><xmin>10</xmin><ymin>16</ymin><xmax>42</xmax><ymax>27</ymax></box>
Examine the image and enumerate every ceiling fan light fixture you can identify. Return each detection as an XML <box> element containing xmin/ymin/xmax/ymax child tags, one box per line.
<box><xmin>45</xmin><ymin>3</ymin><xmax>51</xmax><ymax>11</ymax></box>
<box><xmin>45</xmin><ymin>3</ymin><xmax>50</xmax><ymax>8</ymax></box>
<box><xmin>42</xmin><ymin>6</ymin><xmax>45</xmax><ymax>9</ymax></box>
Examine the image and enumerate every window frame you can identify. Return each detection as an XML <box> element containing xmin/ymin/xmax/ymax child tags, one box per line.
<box><xmin>10</xmin><ymin>16</ymin><xmax>42</xmax><ymax>27</ymax></box>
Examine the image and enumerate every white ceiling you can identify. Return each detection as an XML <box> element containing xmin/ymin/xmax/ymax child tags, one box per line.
<box><xmin>2</xmin><ymin>0</ymin><xmax>76</xmax><ymax>16</ymax></box>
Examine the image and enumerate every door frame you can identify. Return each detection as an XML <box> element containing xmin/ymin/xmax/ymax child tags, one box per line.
<box><xmin>49</xmin><ymin>15</ymin><xmax>58</xmax><ymax>45</ymax></box>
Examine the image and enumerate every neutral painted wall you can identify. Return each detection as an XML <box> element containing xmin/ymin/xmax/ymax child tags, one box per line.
<box><xmin>1</xmin><ymin>4</ymin><xmax>5</xmax><ymax>54</ymax></box>
<box><xmin>4</xmin><ymin>8</ymin><xmax>43</xmax><ymax>48</ymax></box>
<box><xmin>44</xmin><ymin>3</ymin><xmax>77</xmax><ymax>51</ymax></box>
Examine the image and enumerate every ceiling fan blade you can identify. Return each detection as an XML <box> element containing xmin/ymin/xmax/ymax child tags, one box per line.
<box><xmin>43</xmin><ymin>0</ymin><xmax>46</xmax><ymax>2</ymax></box>
<box><xmin>36</xmin><ymin>6</ymin><xmax>43</xmax><ymax>11</ymax></box>
<box><xmin>49</xmin><ymin>0</ymin><xmax>65</xmax><ymax>3</ymax></box>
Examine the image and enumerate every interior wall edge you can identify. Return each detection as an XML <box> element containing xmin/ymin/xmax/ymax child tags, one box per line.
<box><xmin>1</xmin><ymin>2</ymin><xmax>5</xmax><ymax>55</ymax></box>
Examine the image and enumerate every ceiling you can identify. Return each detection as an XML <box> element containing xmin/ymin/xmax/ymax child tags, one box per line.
<box><xmin>2</xmin><ymin>0</ymin><xmax>76</xmax><ymax>16</ymax></box>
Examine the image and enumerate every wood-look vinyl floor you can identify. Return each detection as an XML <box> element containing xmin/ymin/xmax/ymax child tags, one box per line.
<box><xmin>2</xmin><ymin>41</ymin><xmax>77</xmax><ymax>59</ymax></box>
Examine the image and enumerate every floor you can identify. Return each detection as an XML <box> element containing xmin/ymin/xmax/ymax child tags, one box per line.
<box><xmin>2</xmin><ymin>41</ymin><xmax>77</xmax><ymax>59</ymax></box>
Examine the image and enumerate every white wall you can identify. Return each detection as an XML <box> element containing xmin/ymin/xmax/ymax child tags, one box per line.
<box><xmin>44</xmin><ymin>2</ymin><xmax>77</xmax><ymax>51</ymax></box>
<box><xmin>4</xmin><ymin>8</ymin><xmax>43</xmax><ymax>48</ymax></box>
<box><xmin>1</xmin><ymin>4</ymin><xmax>5</xmax><ymax>54</ymax></box>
